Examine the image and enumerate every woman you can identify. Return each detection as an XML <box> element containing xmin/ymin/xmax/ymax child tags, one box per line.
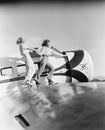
<box><xmin>36</xmin><ymin>39</ymin><xmax>65</xmax><ymax>85</ymax></box>
<box><xmin>16</xmin><ymin>37</ymin><xmax>37</xmax><ymax>87</ymax></box>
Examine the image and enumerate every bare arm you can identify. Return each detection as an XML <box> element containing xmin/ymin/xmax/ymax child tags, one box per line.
<box><xmin>26</xmin><ymin>48</ymin><xmax>35</xmax><ymax>52</ymax></box>
<box><xmin>50</xmin><ymin>51</ymin><xmax>66</xmax><ymax>58</ymax></box>
<box><xmin>33</xmin><ymin>48</ymin><xmax>42</xmax><ymax>56</ymax></box>
<box><xmin>22</xmin><ymin>44</ymin><xmax>34</xmax><ymax>52</ymax></box>
<box><xmin>25</xmin><ymin>47</ymin><xmax>41</xmax><ymax>55</ymax></box>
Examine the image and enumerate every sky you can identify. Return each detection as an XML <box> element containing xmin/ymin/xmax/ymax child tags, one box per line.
<box><xmin>0</xmin><ymin>1</ymin><xmax>105</xmax><ymax>76</ymax></box>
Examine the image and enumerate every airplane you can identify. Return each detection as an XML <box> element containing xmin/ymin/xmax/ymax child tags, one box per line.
<box><xmin>30</xmin><ymin>48</ymin><xmax>94</xmax><ymax>83</ymax></box>
<box><xmin>0</xmin><ymin>49</ymin><xmax>94</xmax><ymax>130</ymax></box>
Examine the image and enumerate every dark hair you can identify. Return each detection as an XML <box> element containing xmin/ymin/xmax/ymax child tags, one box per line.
<box><xmin>41</xmin><ymin>39</ymin><xmax>50</xmax><ymax>47</ymax></box>
<box><xmin>16</xmin><ymin>37</ymin><xmax>24</xmax><ymax>44</ymax></box>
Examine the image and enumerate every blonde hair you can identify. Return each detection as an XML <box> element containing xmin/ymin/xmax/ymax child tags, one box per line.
<box><xmin>41</xmin><ymin>39</ymin><xmax>50</xmax><ymax>47</ymax></box>
<box><xmin>16</xmin><ymin>37</ymin><xmax>24</xmax><ymax>44</ymax></box>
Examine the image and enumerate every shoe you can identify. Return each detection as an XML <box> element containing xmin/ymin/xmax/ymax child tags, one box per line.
<box><xmin>25</xmin><ymin>80</ymin><xmax>33</xmax><ymax>88</ymax></box>
<box><xmin>47</xmin><ymin>78</ymin><xmax>54</xmax><ymax>85</ymax></box>
<box><xmin>33</xmin><ymin>78</ymin><xmax>41</xmax><ymax>84</ymax></box>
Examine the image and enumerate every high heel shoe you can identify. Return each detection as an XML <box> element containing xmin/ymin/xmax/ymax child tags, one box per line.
<box><xmin>47</xmin><ymin>78</ymin><xmax>54</xmax><ymax>85</ymax></box>
<box><xmin>25</xmin><ymin>80</ymin><xmax>33</xmax><ymax>88</ymax></box>
<box><xmin>33</xmin><ymin>78</ymin><xmax>41</xmax><ymax>84</ymax></box>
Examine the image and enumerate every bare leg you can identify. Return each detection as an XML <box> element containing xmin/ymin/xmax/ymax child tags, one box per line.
<box><xmin>36</xmin><ymin>57</ymin><xmax>48</xmax><ymax>81</ymax></box>
<box><xmin>46</xmin><ymin>62</ymin><xmax>54</xmax><ymax>84</ymax></box>
<box><xmin>24</xmin><ymin>54</ymin><xmax>36</xmax><ymax>87</ymax></box>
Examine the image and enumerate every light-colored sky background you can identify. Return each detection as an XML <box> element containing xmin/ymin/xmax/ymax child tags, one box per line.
<box><xmin>0</xmin><ymin>2</ymin><xmax>105</xmax><ymax>77</ymax></box>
